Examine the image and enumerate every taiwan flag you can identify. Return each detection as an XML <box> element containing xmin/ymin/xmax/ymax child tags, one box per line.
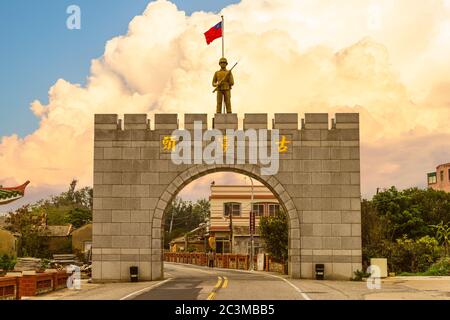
<box><xmin>204</xmin><ymin>21</ymin><xmax>222</xmax><ymax>45</ymax></box>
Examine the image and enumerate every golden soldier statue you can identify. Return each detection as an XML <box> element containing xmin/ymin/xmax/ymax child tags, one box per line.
<box><xmin>213</xmin><ymin>57</ymin><xmax>236</xmax><ymax>113</ymax></box>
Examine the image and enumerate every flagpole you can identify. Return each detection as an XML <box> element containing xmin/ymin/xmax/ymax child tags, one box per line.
<box><xmin>221</xmin><ymin>15</ymin><xmax>224</xmax><ymax>58</ymax></box>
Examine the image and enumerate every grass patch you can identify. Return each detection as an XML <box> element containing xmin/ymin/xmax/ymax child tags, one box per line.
<box><xmin>398</xmin><ymin>271</ymin><xmax>428</xmax><ymax>276</ymax></box>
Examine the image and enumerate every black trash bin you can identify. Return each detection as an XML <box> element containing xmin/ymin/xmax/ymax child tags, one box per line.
<box><xmin>315</xmin><ymin>264</ymin><xmax>324</xmax><ymax>280</ymax></box>
<box><xmin>130</xmin><ymin>266</ymin><xmax>139</xmax><ymax>282</ymax></box>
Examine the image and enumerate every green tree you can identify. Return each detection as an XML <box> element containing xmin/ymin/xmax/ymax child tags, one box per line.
<box><xmin>362</xmin><ymin>186</ymin><xmax>450</xmax><ymax>273</ymax></box>
<box><xmin>5</xmin><ymin>205</ymin><xmax>49</xmax><ymax>258</ymax></box>
<box><xmin>50</xmin><ymin>179</ymin><xmax>92</xmax><ymax>210</ymax></box>
<box><xmin>163</xmin><ymin>198</ymin><xmax>210</xmax><ymax>249</ymax></box>
<box><xmin>31</xmin><ymin>180</ymin><xmax>93</xmax><ymax>227</ymax></box>
<box><xmin>372</xmin><ymin>187</ymin><xmax>450</xmax><ymax>241</ymax></box>
<box><xmin>192</xmin><ymin>199</ymin><xmax>211</xmax><ymax>222</ymax></box>
<box><xmin>66</xmin><ymin>207</ymin><xmax>92</xmax><ymax>229</ymax></box>
<box><xmin>259</xmin><ymin>210</ymin><xmax>288</xmax><ymax>262</ymax></box>
<box><xmin>361</xmin><ymin>199</ymin><xmax>388</xmax><ymax>265</ymax></box>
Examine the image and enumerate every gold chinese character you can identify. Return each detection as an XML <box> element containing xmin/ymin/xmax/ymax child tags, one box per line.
<box><xmin>222</xmin><ymin>136</ymin><xmax>228</xmax><ymax>152</ymax></box>
<box><xmin>162</xmin><ymin>136</ymin><xmax>177</xmax><ymax>151</ymax></box>
<box><xmin>277</xmin><ymin>136</ymin><xmax>291</xmax><ymax>153</ymax></box>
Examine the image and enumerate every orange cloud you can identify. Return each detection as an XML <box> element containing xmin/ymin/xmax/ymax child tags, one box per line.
<box><xmin>1</xmin><ymin>0</ymin><xmax>449</xmax><ymax>203</ymax></box>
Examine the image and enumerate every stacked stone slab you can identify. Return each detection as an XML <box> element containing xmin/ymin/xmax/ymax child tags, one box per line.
<box><xmin>93</xmin><ymin>113</ymin><xmax>361</xmax><ymax>281</ymax></box>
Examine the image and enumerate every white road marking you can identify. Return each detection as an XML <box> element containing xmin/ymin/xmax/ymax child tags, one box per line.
<box><xmin>263</xmin><ymin>273</ymin><xmax>312</xmax><ymax>300</ymax></box>
<box><xmin>119</xmin><ymin>278</ymin><xmax>172</xmax><ymax>300</ymax></box>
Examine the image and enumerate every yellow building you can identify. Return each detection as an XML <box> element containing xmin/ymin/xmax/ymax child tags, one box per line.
<box><xmin>71</xmin><ymin>223</ymin><xmax>92</xmax><ymax>258</ymax></box>
<box><xmin>0</xmin><ymin>228</ymin><xmax>19</xmax><ymax>256</ymax></box>
<box><xmin>209</xmin><ymin>184</ymin><xmax>280</xmax><ymax>255</ymax></box>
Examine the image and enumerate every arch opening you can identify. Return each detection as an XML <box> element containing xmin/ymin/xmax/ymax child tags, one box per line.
<box><xmin>151</xmin><ymin>164</ymin><xmax>301</xmax><ymax>280</ymax></box>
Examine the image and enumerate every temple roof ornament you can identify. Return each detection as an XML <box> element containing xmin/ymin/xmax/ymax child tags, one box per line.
<box><xmin>0</xmin><ymin>181</ymin><xmax>30</xmax><ymax>205</ymax></box>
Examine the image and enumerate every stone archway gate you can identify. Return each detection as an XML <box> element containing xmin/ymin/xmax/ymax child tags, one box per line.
<box><xmin>92</xmin><ymin>113</ymin><xmax>362</xmax><ymax>281</ymax></box>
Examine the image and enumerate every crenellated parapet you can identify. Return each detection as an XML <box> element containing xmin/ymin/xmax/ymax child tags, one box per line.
<box><xmin>95</xmin><ymin>113</ymin><xmax>359</xmax><ymax>142</ymax></box>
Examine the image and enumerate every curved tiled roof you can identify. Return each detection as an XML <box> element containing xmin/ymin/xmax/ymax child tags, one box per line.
<box><xmin>0</xmin><ymin>181</ymin><xmax>30</xmax><ymax>205</ymax></box>
<box><xmin>46</xmin><ymin>225</ymin><xmax>73</xmax><ymax>237</ymax></box>
<box><xmin>0</xmin><ymin>189</ymin><xmax>23</xmax><ymax>204</ymax></box>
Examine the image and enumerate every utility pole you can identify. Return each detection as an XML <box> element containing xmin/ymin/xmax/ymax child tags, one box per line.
<box><xmin>221</xmin><ymin>15</ymin><xmax>225</xmax><ymax>114</ymax></box>
<box><xmin>221</xmin><ymin>15</ymin><xmax>225</xmax><ymax>58</ymax></box>
<box><xmin>169</xmin><ymin>206</ymin><xmax>175</xmax><ymax>234</ymax></box>
<box><xmin>249</xmin><ymin>177</ymin><xmax>255</xmax><ymax>271</ymax></box>
<box><xmin>204</xmin><ymin>217</ymin><xmax>209</xmax><ymax>253</ymax></box>
<box><xmin>229</xmin><ymin>209</ymin><xmax>233</xmax><ymax>253</ymax></box>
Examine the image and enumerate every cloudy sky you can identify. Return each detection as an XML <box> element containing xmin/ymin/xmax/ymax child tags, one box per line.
<box><xmin>1</xmin><ymin>0</ymin><xmax>450</xmax><ymax>212</ymax></box>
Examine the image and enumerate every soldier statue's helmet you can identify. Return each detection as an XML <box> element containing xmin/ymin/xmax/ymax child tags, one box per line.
<box><xmin>219</xmin><ymin>57</ymin><xmax>228</xmax><ymax>65</ymax></box>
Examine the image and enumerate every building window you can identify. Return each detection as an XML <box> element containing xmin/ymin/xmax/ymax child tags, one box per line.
<box><xmin>268</xmin><ymin>203</ymin><xmax>280</xmax><ymax>216</ymax></box>
<box><xmin>441</xmin><ymin>171</ymin><xmax>444</xmax><ymax>182</ymax></box>
<box><xmin>216</xmin><ymin>240</ymin><xmax>231</xmax><ymax>254</ymax></box>
<box><xmin>252</xmin><ymin>203</ymin><xmax>265</xmax><ymax>217</ymax></box>
<box><xmin>428</xmin><ymin>172</ymin><xmax>437</xmax><ymax>185</ymax></box>
<box><xmin>448</xmin><ymin>169</ymin><xmax>450</xmax><ymax>181</ymax></box>
<box><xmin>224</xmin><ymin>202</ymin><xmax>241</xmax><ymax>217</ymax></box>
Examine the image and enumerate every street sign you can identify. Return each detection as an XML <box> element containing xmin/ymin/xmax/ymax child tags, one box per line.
<box><xmin>249</xmin><ymin>211</ymin><xmax>255</xmax><ymax>234</ymax></box>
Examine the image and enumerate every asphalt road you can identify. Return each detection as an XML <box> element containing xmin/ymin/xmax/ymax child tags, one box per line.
<box><xmin>132</xmin><ymin>262</ymin><xmax>307</xmax><ymax>300</ymax></box>
<box><xmin>26</xmin><ymin>262</ymin><xmax>450</xmax><ymax>300</ymax></box>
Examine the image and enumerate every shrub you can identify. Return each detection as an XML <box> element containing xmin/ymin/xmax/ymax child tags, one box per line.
<box><xmin>430</xmin><ymin>222</ymin><xmax>450</xmax><ymax>257</ymax></box>
<box><xmin>426</xmin><ymin>257</ymin><xmax>450</xmax><ymax>276</ymax></box>
<box><xmin>40</xmin><ymin>258</ymin><xmax>51</xmax><ymax>270</ymax></box>
<box><xmin>352</xmin><ymin>269</ymin><xmax>371</xmax><ymax>281</ymax></box>
<box><xmin>385</xmin><ymin>235</ymin><xmax>443</xmax><ymax>273</ymax></box>
<box><xmin>0</xmin><ymin>254</ymin><xmax>17</xmax><ymax>272</ymax></box>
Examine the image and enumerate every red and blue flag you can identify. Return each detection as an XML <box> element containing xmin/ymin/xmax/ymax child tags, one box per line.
<box><xmin>204</xmin><ymin>21</ymin><xmax>222</xmax><ymax>45</ymax></box>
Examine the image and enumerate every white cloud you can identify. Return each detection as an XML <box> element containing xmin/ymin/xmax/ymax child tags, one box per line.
<box><xmin>1</xmin><ymin>0</ymin><xmax>450</xmax><ymax>201</ymax></box>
